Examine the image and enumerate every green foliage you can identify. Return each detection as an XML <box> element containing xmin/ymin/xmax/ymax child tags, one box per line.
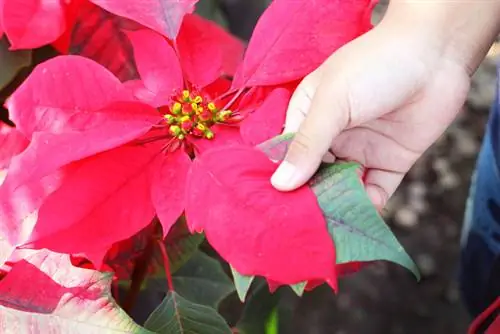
<box><xmin>0</xmin><ymin>38</ymin><xmax>31</xmax><ymax>90</ymax></box>
<box><xmin>149</xmin><ymin>252</ymin><xmax>235</xmax><ymax>308</ymax></box>
<box><xmin>144</xmin><ymin>291</ymin><xmax>232</xmax><ymax>334</ymax></box>
<box><xmin>311</xmin><ymin>162</ymin><xmax>420</xmax><ymax>279</ymax></box>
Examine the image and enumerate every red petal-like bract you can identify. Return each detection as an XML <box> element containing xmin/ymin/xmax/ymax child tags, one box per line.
<box><xmin>23</xmin><ymin>144</ymin><xmax>159</xmax><ymax>254</ymax></box>
<box><xmin>0</xmin><ymin>124</ymin><xmax>29</xmax><ymax>265</ymax></box>
<box><xmin>240</xmin><ymin>87</ymin><xmax>291</xmax><ymax>146</ymax></box>
<box><xmin>89</xmin><ymin>0</ymin><xmax>198</xmax><ymax>40</ymax></box>
<box><xmin>151</xmin><ymin>149</ymin><xmax>191</xmax><ymax>236</ymax></box>
<box><xmin>2</xmin><ymin>0</ymin><xmax>66</xmax><ymax>50</ymax></box>
<box><xmin>232</xmin><ymin>0</ymin><xmax>376</xmax><ymax>88</ymax></box>
<box><xmin>0</xmin><ymin>0</ymin><xmax>4</xmax><ymax>38</ymax></box>
<box><xmin>192</xmin><ymin>125</ymin><xmax>242</xmax><ymax>155</ymax></box>
<box><xmin>0</xmin><ymin>169</ymin><xmax>67</xmax><ymax>251</ymax></box>
<box><xmin>177</xmin><ymin>14</ymin><xmax>244</xmax><ymax>88</ymax></box>
<box><xmin>0</xmin><ymin>123</ymin><xmax>28</xmax><ymax>172</ymax></box>
<box><xmin>5</xmin><ymin>101</ymin><xmax>160</xmax><ymax>188</ymax></box>
<box><xmin>127</xmin><ymin>29</ymin><xmax>183</xmax><ymax>107</ymax></box>
<box><xmin>6</xmin><ymin>56</ymin><xmax>132</xmax><ymax>139</ymax></box>
<box><xmin>487</xmin><ymin>315</ymin><xmax>500</xmax><ymax>334</ymax></box>
<box><xmin>185</xmin><ymin>145</ymin><xmax>336</xmax><ymax>285</ymax></box>
<box><xmin>68</xmin><ymin>0</ymin><xmax>141</xmax><ymax>81</ymax></box>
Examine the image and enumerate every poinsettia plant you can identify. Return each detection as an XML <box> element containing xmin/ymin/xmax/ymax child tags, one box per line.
<box><xmin>0</xmin><ymin>0</ymin><xmax>420</xmax><ymax>332</ymax></box>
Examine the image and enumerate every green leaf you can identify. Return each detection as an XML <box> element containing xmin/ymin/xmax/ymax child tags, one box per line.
<box><xmin>235</xmin><ymin>280</ymin><xmax>279</xmax><ymax>334</ymax></box>
<box><xmin>144</xmin><ymin>291</ymin><xmax>231</xmax><ymax>334</ymax></box>
<box><xmin>0</xmin><ymin>38</ymin><xmax>31</xmax><ymax>90</ymax></box>
<box><xmin>311</xmin><ymin>162</ymin><xmax>420</xmax><ymax>279</ymax></box>
<box><xmin>265</xmin><ymin>308</ymin><xmax>279</xmax><ymax>334</ymax></box>
<box><xmin>290</xmin><ymin>282</ymin><xmax>306</xmax><ymax>297</ymax></box>
<box><xmin>150</xmin><ymin>252</ymin><xmax>235</xmax><ymax>308</ymax></box>
<box><xmin>117</xmin><ymin>218</ymin><xmax>204</xmax><ymax>290</ymax></box>
<box><xmin>163</xmin><ymin>217</ymin><xmax>205</xmax><ymax>274</ymax></box>
<box><xmin>0</xmin><ymin>250</ymin><xmax>151</xmax><ymax>333</ymax></box>
<box><xmin>257</xmin><ymin>132</ymin><xmax>294</xmax><ymax>162</ymax></box>
<box><xmin>195</xmin><ymin>0</ymin><xmax>229</xmax><ymax>29</ymax></box>
<box><xmin>258</xmin><ymin>133</ymin><xmax>420</xmax><ymax>280</ymax></box>
<box><xmin>230</xmin><ymin>266</ymin><xmax>254</xmax><ymax>302</ymax></box>
<box><xmin>173</xmin><ymin>252</ymin><xmax>234</xmax><ymax>308</ymax></box>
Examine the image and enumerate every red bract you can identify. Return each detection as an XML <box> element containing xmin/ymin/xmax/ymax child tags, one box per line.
<box><xmin>0</xmin><ymin>123</ymin><xmax>29</xmax><ymax>264</ymax></box>
<box><xmin>1</xmin><ymin>15</ymin><xmax>244</xmax><ymax>263</ymax></box>
<box><xmin>232</xmin><ymin>0</ymin><xmax>376</xmax><ymax>88</ymax></box>
<box><xmin>89</xmin><ymin>0</ymin><xmax>199</xmax><ymax>40</ymax></box>
<box><xmin>185</xmin><ymin>146</ymin><xmax>337</xmax><ymax>286</ymax></box>
<box><xmin>0</xmin><ymin>0</ymin><xmax>70</xmax><ymax>50</ymax></box>
<box><xmin>0</xmin><ymin>123</ymin><xmax>28</xmax><ymax>176</ymax></box>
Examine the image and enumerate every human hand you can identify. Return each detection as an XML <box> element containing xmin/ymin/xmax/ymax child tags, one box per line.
<box><xmin>270</xmin><ymin>16</ymin><xmax>472</xmax><ymax>210</ymax></box>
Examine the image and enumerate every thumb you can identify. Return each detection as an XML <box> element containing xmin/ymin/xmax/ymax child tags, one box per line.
<box><xmin>271</xmin><ymin>74</ymin><xmax>351</xmax><ymax>191</ymax></box>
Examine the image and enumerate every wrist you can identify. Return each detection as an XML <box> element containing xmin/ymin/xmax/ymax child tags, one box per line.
<box><xmin>381</xmin><ymin>1</ymin><xmax>500</xmax><ymax>75</ymax></box>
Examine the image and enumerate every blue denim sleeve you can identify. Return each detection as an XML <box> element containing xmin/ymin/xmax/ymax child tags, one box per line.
<box><xmin>460</xmin><ymin>66</ymin><xmax>500</xmax><ymax>317</ymax></box>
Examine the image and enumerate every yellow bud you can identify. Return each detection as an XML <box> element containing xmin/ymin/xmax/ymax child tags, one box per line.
<box><xmin>180</xmin><ymin>115</ymin><xmax>191</xmax><ymax>123</ymax></box>
<box><xmin>205</xmin><ymin>130</ymin><xmax>214</xmax><ymax>140</ymax></box>
<box><xmin>171</xmin><ymin>102</ymin><xmax>182</xmax><ymax>115</ymax></box>
<box><xmin>182</xmin><ymin>90</ymin><xmax>191</xmax><ymax>102</ymax></box>
<box><xmin>169</xmin><ymin>125</ymin><xmax>181</xmax><ymax>137</ymax></box>
<box><xmin>196</xmin><ymin>123</ymin><xmax>207</xmax><ymax>132</ymax></box>
<box><xmin>164</xmin><ymin>114</ymin><xmax>176</xmax><ymax>124</ymax></box>
<box><xmin>217</xmin><ymin>110</ymin><xmax>232</xmax><ymax>122</ymax></box>
<box><xmin>193</xmin><ymin>96</ymin><xmax>203</xmax><ymax>104</ymax></box>
<box><xmin>191</xmin><ymin>102</ymin><xmax>198</xmax><ymax>111</ymax></box>
<box><xmin>207</xmin><ymin>103</ymin><xmax>217</xmax><ymax>112</ymax></box>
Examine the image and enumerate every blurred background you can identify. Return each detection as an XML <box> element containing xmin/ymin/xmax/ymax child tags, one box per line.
<box><xmin>209</xmin><ymin>0</ymin><xmax>499</xmax><ymax>333</ymax></box>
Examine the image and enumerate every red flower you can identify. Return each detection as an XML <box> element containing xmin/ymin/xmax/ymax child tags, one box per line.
<box><xmin>1</xmin><ymin>0</ymin><xmax>376</xmax><ymax>287</ymax></box>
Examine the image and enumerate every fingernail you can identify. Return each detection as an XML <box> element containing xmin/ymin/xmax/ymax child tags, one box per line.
<box><xmin>271</xmin><ymin>161</ymin><xmax>298</xmax><ymax>190</ymax></box>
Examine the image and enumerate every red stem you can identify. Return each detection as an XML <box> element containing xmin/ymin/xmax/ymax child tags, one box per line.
<box><xmin>122</xmin><ymin>238</ymin><xmax>155</xmax><ymax>313</ymax></box>
<box><xmin>156</xmin><ymin>239</ymin><xmax>175</xmax><ymax>292</ymax></box>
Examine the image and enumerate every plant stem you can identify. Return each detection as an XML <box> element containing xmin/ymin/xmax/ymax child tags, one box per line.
<box><xmin>122</xmin><ymin>238</ymin><xmax>155</xmax><ymax>313</ymax></box>
<box><xmin>156</xmin><ymin>239</ymin><xmax>175</xmax><ymax>292</ymax></box>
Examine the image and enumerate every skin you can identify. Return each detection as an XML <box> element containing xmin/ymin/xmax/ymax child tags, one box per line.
<box><xmin>270</xmin><ymin>1</ymin><xmax>500</xmax><ymax>210</ymax></box>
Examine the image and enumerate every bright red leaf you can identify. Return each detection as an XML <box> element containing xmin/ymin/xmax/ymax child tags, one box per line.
<box><xmin>240</xmin><ymin>87</ymin><xmax>291</xmax><ymax>146</ymax></box>
<box><xmin>22</xmin><ymin>144</ymin><xmax>159</xmax><ymax>255</ymax></box>
<box><xmin>0</xmin><ymin>0</ymin><xmax>4</xmax><ymax>39</ymax></box>
<box><xmin>0</xmin><ymin>123</ymin><xmax>28</xmax><ymax>172</ymax></box>
<box><xmin>6</xmin><ymin>55</ymin><xmax>133</xmax><ymax>139</ymax></box>
<box><xmin>185</xmin><ymin>145</ymin><xmax>336</xmax><ymax>285</ymax></box>
<box><xmin>67</xmin><ymin>0</ymin><xmax>141</xmax><ymax>81</ymax></box>
<box><xmin>232</xmin><ymin>0</ymin><xmax>376</xmax><ymax>88</ymax></box>
<box><xmin>1</xmin><ymin>0</ymin><xmax>66</xmax><ymax>50</ymax></box>
<box><xmin>88</xmin><ymin>0</ymin><xmax>198</xmax><ymax>40</ymax></box>
<box><xmin>5</xmin><ymin>102</ymin><xmax>160</xmax><ymax>188</ymax></box>
<box><xmin>126</xmin><ymin>29</ymin><xmax>183</xmax><ymax>107</ymax></box>
<box><xmin>176</xmin><ymin>14</ymin><xmax>244</xmax><ymax>88</ymax></box>
<box><xmin>0</xmin><ymin>169</ymin><xmax>67</xmax><ymax>253</ymax></box>
<box><xmin>151</xmin><ymin>149</ymin><xmax>191</xmax><ymax>237</ymax></box>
